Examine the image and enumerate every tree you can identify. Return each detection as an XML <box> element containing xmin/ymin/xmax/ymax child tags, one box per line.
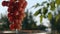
<box><xmin>31</xmin><ymin>0</ymin><xmax>60</xmax><ymax>34</ymax></box>
<box><xmin>0</xmin><ymin>14</ymin><xmax>10</xmax><ymax>30</ymax></box>
<box><xmin>22</xmin><ymin>9</ymin><xmax>37</xmax><ymax>30</ymax></box>
<box><xmin>22</xmin><ymin>9</ymin><xmax>47</xmax><ymax>30</ymax></box>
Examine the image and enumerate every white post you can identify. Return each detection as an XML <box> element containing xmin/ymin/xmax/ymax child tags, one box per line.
<box><xmin>16</xmin><ymin>29</ymin><xmax>18</xmax><ymax>34</ymax></box>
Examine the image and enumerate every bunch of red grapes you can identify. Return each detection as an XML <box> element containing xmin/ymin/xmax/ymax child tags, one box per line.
<box><xmin>2</xmin><ymin>0</ymin><xmax>27</xmax><ymax>30</ymax></box>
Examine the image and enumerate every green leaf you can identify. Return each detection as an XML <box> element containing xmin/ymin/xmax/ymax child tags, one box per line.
<box><xmin>40</xmin><ymin>15</ymin><xmax>43</xmax><ymax>23</ymax></box>
<box><xmin>41</xmin><ymin>1</ymin><xmax>47</xmax><ymax>6</ymax></box>
<box><xmin>44</xmin><ymin>15</ymin><xmax>47</xmax><ymax>18</ymax></box>
<box><xmin>55</xmin><ymin>15</ymin><xmax>60</xmax><ymax>22</ymax></box>
<box><xmin>56</xmin><ymin>0</ymin><xmax>60</xmax><ymax>6</ymax></box>
<box><xmin>43</xmin><ymin>7</ymin><xmax>48</xmax><ymax>15</ymax></box>
<box><xmin>47</xmin><ymin>3</ymin><xmax>50</xmax><ymax>8</ymax></box>
<box><xmin>34</xmin><ymin>9</ymin><xmax>41</xmax><ymax>16</ymax></box>
<box><xmin>50</xmin><ymin>2</ymin><xmax>55</xmax><ymax>10</ymax></box>
<box><xmin>31</xmin><ymin>3</ymin><xmax>40</xmax><ymax>8</ymax></box>
<box><xmin>48</xmin><ymin>12</ymin><xmax>52</xmax><ymax>20</ymax></box>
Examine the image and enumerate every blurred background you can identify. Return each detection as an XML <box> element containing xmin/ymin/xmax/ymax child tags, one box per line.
<box><xmin>0</xmin><ymin>0</ymin><xmax>60</xmax><ymax>34</ymax></box>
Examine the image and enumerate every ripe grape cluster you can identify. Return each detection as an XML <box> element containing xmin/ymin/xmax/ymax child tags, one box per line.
<box><xmin>2</xmin><ymin>0</ymin><xmax>27</xmax><ymax>30</ymax></box>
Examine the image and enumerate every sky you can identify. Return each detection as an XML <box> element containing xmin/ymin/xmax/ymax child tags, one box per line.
<box><xmin>0</xmin><ymin>0</ymin><xmax>50</xmax><ymax>27</ymax></box>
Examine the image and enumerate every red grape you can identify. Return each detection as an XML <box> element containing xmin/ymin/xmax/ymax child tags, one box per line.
<box><xmin>2</xmin><ymin>0</ymin><xmax>27</xmax><ymax>30</ymax></box>
<box><xmin>9</xmin><ymin>24</ymin><xmax>15</xmax><ymax>30</ymax></box>
<box><xmin>2</xmin><ymin>1</ymin><xmax>9</xmax><ymax>6</ymax></box>
<box><xmin>22</xmin><ymin>1</ymin><xmax>27</xmax><ymax>9</ymax></box>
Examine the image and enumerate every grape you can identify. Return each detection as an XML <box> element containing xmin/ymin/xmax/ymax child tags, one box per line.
<box><xmin>2</xmin><ymin>0</ymin><xmax>27</xmax><ymax>30</ymax></box>
<box><xmin>22</xmin><ymin>1</ymin><xmax>27</xmax><ymax>9</ymax></box>
<box><xmin>8</xmin><ymin>17</ymin><xmax>13</xmax><ymax>22</ymax></box>
<box><xmin>2</xmin><ymin>1</ymin><xmax>9</xmax><ymax>6</ymax></box>
<box><xmin>13</xmin><ymin>11</ymin><xmax>19</xmax><ymax>16</ymax></box>
<box><xmin>8</xmin><ymin>7</ymin><xmax>14</xmax><ymax>13</ymax></box>
<box><xmin>17</xmin><ymin>24</ymin><xmax>22</xmax><ymax>30</ymax></box>
<box><xmin>8</xmin><ymin>16</ymin><xmax>14</xmax><ymax>23</ymax></box>
<box><xmin>8</xmin><ymin>3</ymin><xmax>19</xmax><ymax>13</ymax></box>
<box><xmin>8</xmin><ymin>13</ymin><xmax>14</xmax><ymax>17</ymax></box>
<box><xmin>19</xmin><ymin>8</ymin><xmax>24</xmax><ymax>12</ymax></box>
<box><xmin>18</xmin><ymin>0</ymin><xmax>26</xmax><ymax>8</ymax></box>
<box><xmin>8</xmin><ymin>13</ymin><xmax>14</xmax><ymax>22</ymax></box>
<box><xmin>10</xmin><ymin>0</ymin><xmax>17</xmax><ymax>2</ymax></box>
<box><xmin>23</xmin><ymin>14</ymin><xmax>25</xmax><ymax>17</ymax></box>
<box><xmin>9</xmin><ymin>24</ymin><xmax>15</xmax><ymax>30</ymax></box>
<box><xmin>14</xmin><ymin>19</ymin><xmax>22</xmax><ymax>24</ymax></box>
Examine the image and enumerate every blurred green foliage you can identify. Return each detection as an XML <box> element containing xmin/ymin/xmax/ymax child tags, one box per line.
<box><xmin>32</xmin><ymin>0</ymin><xmax>60</xmax><ymax>33</ymax></box>
<box><xmin>0</xmin><ymin>14</ymin><xmax>10</xmax><ymax>30</ymax></box>
<box><xmin>22</xmin><ymin>9</ymin><xmax>37</xmax><ymax>30</ymax></box>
